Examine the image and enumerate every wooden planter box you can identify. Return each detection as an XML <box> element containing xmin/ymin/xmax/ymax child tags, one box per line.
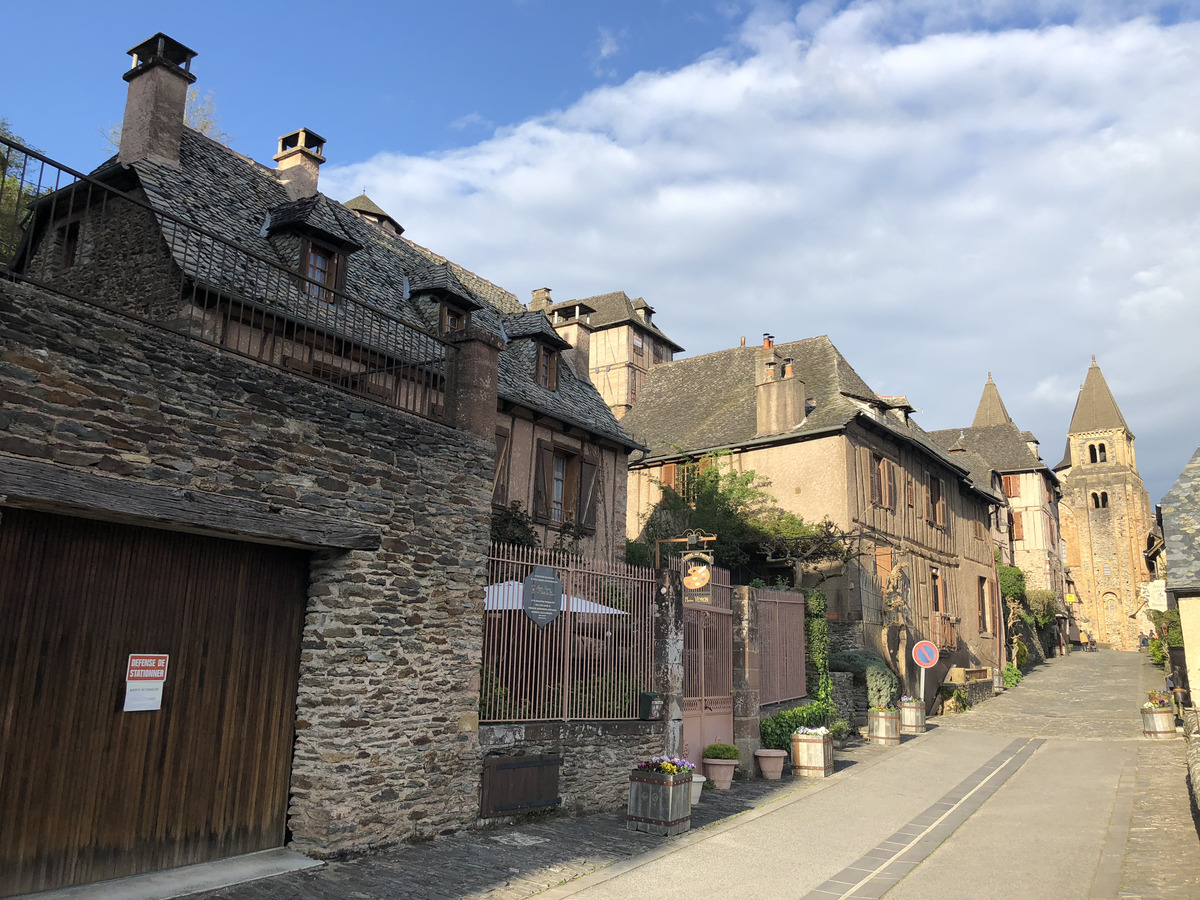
<box><xmin>899</xmin><ymin>701</ymin><xmax>926</xmax><ymax>735</ymax></box>
<box><xmin>1141</xmin><ymin>706</ymin><xmax>1176</xmax><ymax>739</ymax></box>
<box><xmin>791</xmin><ymin>733</ymin><xmax>834</xmax><ymax>778</ymax></box>
<box><xmin>627</xmin><ymin>769</ymin><xmax>691</xmax><ymax>836</ymax></box>
<box><xmin>868</xmin><ymin>708</ymin><xmax>900</xmax><ymax>745</ymax></box>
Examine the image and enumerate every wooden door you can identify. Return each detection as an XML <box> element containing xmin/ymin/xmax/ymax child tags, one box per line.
<box><xmin>0</xmin><ymin>508</ymin><xmax>309</xmax><ymax>896</ymax></box>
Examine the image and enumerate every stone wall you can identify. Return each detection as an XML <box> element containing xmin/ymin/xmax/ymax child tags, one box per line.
<box><xmin>831</xmin><ymin>671</ymin><xmax>857</xmax><ymax>727</ymax></box>
<box><xmin>0</xmin><ymin>279</ymin><xmax>493</xmax><ymax>857</ymax></box>
<box><xmin>477</xmin><ymin>720</ymin><xmax>666</xmax><ymax>821</ymax></box>
<box><xmin>829</xmin><ymin>620</ymin><xmax>864</xmax><ymax>652</ymax></box>
<box><xmin>1183</xmin><ymin>709</ymin><xmax>1200</xmax><ymax>820</ymax></box>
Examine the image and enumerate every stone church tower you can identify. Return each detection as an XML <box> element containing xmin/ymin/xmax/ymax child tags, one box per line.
<box><xmin>1054</xmin><ymin>358</ymin><xmax>1156</xmax><ymax>650</ymax></box>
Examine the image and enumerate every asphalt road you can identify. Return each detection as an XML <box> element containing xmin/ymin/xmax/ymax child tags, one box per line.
<box><xmin>555</xmin><ymin>651</ymin><xmax>1200</xmax><ymax>900</ymax></box>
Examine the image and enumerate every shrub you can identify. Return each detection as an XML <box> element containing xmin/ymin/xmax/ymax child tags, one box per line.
<box><xmin>1025</xmin><ymin>590</ymin><xmax>1058</xmax><ymax>630</ymax></box>
<box><xmin>1002</xmin><ymin>662</ymin><xmax>1022</xmax><ymax>688</ymax></box>
<box><xmin>1014</xmin><ymin>636</ymin><xmax>1029</xmax><ymax>670</ymax></box>
<box><xmin>759</xmin><ymin>701</ymin><xmax>834</xmax><ymax>750</ymax></box>
<box><xmin>830</xmin><ymin>650</ymin><xmax>898</xmax><ymax>709</ymax></box>
<box><xmin>805</xmin><ymin>589</ymin><xmax>832</xmax><ymax>705</ymax></box>
<box><xmin>1148</xmin><ymin>638</ymin><xmax>1167</xmax><ymax>667</ymax></box>
<box><xmin>702</xmin><ymin>742</ymin><xmax>741</xmax><ymax>760</ymax></box>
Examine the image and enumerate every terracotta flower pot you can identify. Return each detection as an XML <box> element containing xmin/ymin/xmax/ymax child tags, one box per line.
<box><xmin>754</xmin><ymin>749</ymin><xmax>788</xmax><ymax>780</ymax></box>
<box><xmin>703</xmin><ymin>757</ymin><xmax>737</xmax><ymax>790</ymax></box>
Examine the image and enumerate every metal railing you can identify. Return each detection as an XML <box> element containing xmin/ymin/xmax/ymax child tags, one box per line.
<box><xmin>756</xmin><ymin>588</ymin><xmax>808</xmax><ymax>706</ymax></box>
<box><xmin>480</xmin><ymin>542</ymin><xmax>658</xmax><ymax>722</ymax></box>
<box><xmin>0</xmin><ymin>136</ymin><xmax>454</xmax><ymax>422</ymax></box>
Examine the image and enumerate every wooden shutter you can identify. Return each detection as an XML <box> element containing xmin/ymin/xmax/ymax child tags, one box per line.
<box><xmin>906</xmin><ymin>478</ymin><xmax>915</xmax><ymax>508</ymax></box>
<box><xmin>492</xmin><ymin>430</ymin><xmax>510</xmax><ymax>506</ymax></box>
<box><xmin>875</xmin><ymin>547</ymin><xmax>893</xmax><ymax>583</ymax></box>
<box><xmin>885</xmin><ymin>462</ymin><xmax>897</xmax><ymax>511</ymax></box>
<box><xmin>579</xmin><ymin>458</ymin><xmax>600</xmax><ymax>530</ymax></box>
<box><xmin>870</xmin><ymin>456</ymin><xmax>882</xmax><ymax>506</ymax></box>
<box><xmin>1002</xmin><ymin>475</ymin><xmax>1020</xmax><ymax>498</ymax></box>
<box><xmin>1012</xmin><ymin>510</ymin><xmax>1024</xmax><ymax>541</ymax></box>
<box><xmin>532</xmin><ymin>442</ymin><xmax>554</xmax><ymax>521</ymax></box>
<box><xmin>661</xmin><ymin>463</ymin><xmax>676</xmax><ymax>490</ymax></box>
<box><xmin>924</xmin><ymin>479</ymin><xmax>934</xmax><ymax>520</ymax></box>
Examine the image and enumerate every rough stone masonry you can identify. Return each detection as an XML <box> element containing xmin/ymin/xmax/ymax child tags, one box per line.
<box><xmin>0</xmin><ymin>278</ymin><xmax>494</xmax><ymax>857</ymax></box>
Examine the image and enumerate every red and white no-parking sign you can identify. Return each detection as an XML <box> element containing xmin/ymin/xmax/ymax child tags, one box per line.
<box><xmin>912</xmin><ymin>641</ymin><xmax>939</xmax><ymax>669</ymax></box>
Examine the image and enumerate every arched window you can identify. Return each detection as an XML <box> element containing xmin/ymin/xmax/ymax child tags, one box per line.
<box><xmin>1092</xmin><ymin>492</ymin><xmax>1101</xmax><ymax>508</ymax></box>
<box><xmin>1088</xmin><ymin>444</ymin><xmax>1097</xmax><ymax>463</ymax></box>
<box><xmin>1100</xmin><ymin>492</ymin><xmax>1108</xmax><ymax>508</ymax></box>
<box><xmin>1098</xmin><ymin>444</ymin><xmax>1107</xmax><ymax>462</ymax></box>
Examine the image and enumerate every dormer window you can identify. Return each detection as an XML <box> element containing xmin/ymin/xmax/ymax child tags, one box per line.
<box><xmin>441</xmin><ymin>303</ymin><xmax>468</xmax><ymax>336</ymax></box>
<box><xmin>537</xmin><ymin>344</ymin><xmax>558</xmax><ymax>390</ymax></box>
<box><xmin>303</xmin><ymin>239</ymin><xmax>343</xmax><ymax>302</ymax></box>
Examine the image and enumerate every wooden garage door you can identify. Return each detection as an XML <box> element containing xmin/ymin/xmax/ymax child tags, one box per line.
<box><xmin>0</xmin><ymin>508</ymin><xmax>309</xmax><ymax>896</ymax></box>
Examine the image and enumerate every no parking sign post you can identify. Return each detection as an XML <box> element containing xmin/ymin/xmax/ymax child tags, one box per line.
<box><xmin>912</xmin><ymin>640</ymin><xmax>939</xmax><ymax>703</ymax></box>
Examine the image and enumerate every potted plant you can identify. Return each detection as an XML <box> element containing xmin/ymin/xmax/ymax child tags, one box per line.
<box><xmin>1141</xmin><ymin>691</ymin><xmax>1176</xmax><ymax>739</ymax></box>
<box><xmin>702</xmin><ymin>743</ymin><xmax>740</xmax><ymax>790</ymax></box>
<box><xmin>829</xmin><ymin>717</ymin><xmax>852</xmax><ymax>750</ymax></box>
<box><xmin>627</xmin><ymin>755</ymin><xmax>695</xmax><ymax>836</ymax></box>
<box><xmin>899</xmin><ymin>695</ymin><xmax>926</xmax><ymax>734</ymax></box>
<box><xmin>791</xmin><ymin>725</ymin><xmax>834</xmax><ymax>778</ymax></box>
<box><xmin>867</xmin><ymin>705</ymin><xmax>900</xmax><ymax>745</ymax></box>
<box><xmin>753</xmin><ymin>747</ymin><xmax>789</xmax><ymax>780</ymax></box>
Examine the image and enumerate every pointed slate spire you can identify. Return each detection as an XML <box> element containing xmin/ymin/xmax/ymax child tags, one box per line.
<box><xmin>1067</xmin><ymin>356</ymin><xmax>1131</xmax><ymax>436</ymax></box>
<box><xmin>971</xmin><ymin>372</ymin><xmax>1013</xmax><ymax>427</ymax></box>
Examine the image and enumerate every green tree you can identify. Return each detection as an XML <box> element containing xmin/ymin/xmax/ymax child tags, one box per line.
<box><xmin>0</xmin><ymin>118</ymin><xmax>41</xmax><ymax>266</ymax></box>
<box><xmin>637</xmin><ymin>452</ymin><xmax>854</xmax><ymax>579</ymax></box>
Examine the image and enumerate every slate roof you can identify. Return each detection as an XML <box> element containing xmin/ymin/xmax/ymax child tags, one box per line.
<box><xmin>1162</xmin><ymin>446</ymin><xmax>1200</xmax><ymax>592</ymax></box>
<box><xmin>551</xmin><ymin>290</ymin><xmax>684</xmax><ymax>351</ymax></box>
<box><xmin>90</xmin><ymin>127</ymin><xmax>635</xmax><ymax>449</ymax></box>
<box><xmin>621</xmin><ymin>335</ymin><xmax>991</xmax><ymax>500</ymax></box>
<box><xmin>928</xmin><ymin>423</ymin><xmax>1047</xmax><ymax>475</ymax></box>
<box><xmin>972</xmin><ymin>374</ymin><xmax>1013</xmax><ymax>427</ymax></box>
<box><xmin>1067</xmin><ymin>358</ymin><xmax>1131</xmax><ymax>436</ymax></box>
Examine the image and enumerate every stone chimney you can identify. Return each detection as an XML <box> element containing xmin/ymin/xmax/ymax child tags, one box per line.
<box><xmin>118</xmin><ymin>33</ymin><xmax>197</xmax><ymax>168</ymax></box>
<box><xmin>755</xmin><ymin>343</ymin><xmax>805</xmax><ymax>436</ymax></box>
<box><xmin>274</xmin><ymin>128</ymin><xmax>326</xmax><ymax>200</ymax></box>
<box><xmin>530</xmin><ymin>287</ymin><xmax>552</xmax><ymax>311</ymax></box>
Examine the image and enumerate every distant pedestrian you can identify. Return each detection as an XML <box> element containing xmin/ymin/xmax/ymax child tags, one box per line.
<box><xmin>1139</xmin><ymin>632</ymin><xmax>1149</xmax><ymax>650</ymax></box>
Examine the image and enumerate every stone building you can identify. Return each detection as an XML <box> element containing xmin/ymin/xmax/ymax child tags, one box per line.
<box><xmin>1054</xmin><ymin>358</ymin><xmax>1158</xmax><ymax>650</ymax></box>
<box><xmin>0</xmin><ymin>33</ymin><xmax>638</xmax><ymax>895</ymax></box>
<box><xmin>1162</xmin><ymin>446</ymin><xmax>1200</xmax><ymax>692</ymax></box>
<box><xmin>622</xmin><ymin>335</ymin><xmax>1007</xmax><ymax>696</ymax></box>
<box><xmin>533</xmin><ymin>289</ymin><xmax>683</xmax><ymax>419</ymax></box>
<box><xmin>930</xmin><ymin>374</ymin><xmax>1066</xmax><ymax>600</ymax></box>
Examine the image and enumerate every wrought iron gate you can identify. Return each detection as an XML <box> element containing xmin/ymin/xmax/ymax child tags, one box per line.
<box><xmin>678</xmin><ymin>561</ymin><xmax>733</xmax><ymax>761</ymax></box>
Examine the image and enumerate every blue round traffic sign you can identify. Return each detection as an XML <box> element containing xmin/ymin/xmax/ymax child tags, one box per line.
<box><xmin>913</xmin><ymin>641</ymin><xmax>939</xmax><ymax>668</ymax></box>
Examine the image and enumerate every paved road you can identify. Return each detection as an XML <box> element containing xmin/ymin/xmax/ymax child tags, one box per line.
<box><xmin>561</xmin><ymin>651</ymin><xmax>1200</xmax><ymax>900</ymax></box>
<box><xmin>165</xmin><ymin>651</ymin><xmax>1199</xmax><ymax>900</ymax></box>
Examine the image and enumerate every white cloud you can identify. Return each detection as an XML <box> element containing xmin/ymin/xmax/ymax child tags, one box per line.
<box><xmin>592</xmin><ymin>27</ymin><xmax>623</xmax><ymax>78</ymax></box>
<box><xmin>323</xmin><ymin>2</ymin><xmax>1200</xmax><ymax>499</ymax></box>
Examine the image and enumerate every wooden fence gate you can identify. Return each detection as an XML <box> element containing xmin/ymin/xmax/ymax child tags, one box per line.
<box><xmin>678</xmin><ymin>561</ymin><xmax>733</xmax><ymax>761</ymax></box>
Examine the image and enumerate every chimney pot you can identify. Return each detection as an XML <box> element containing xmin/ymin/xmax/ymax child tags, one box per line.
<box><xmin>783</xmin><ymin>359</ymin><xmax>794</xmax><ymax>379</ymax></box>
<box><xmin>530</xmin><ymin>287</ymin><xmax>552</xmax><ymax>311</ymax></box>
<box><xmin>118</xmin><ymin>32</ymin><xmax>198</xmax><ymax>168</ymax></box>
<box><xmin>740</xmin><ymin>336</ymin><xmax>746</xmax><ymax>347</ymax></box>
<box><xmin>274</xmin><ymin>128</ymin><xmax>326</xmax><ymax>200</ymax></box>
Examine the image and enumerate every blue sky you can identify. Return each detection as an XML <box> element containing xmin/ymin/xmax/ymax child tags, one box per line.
<box><xmin>3</xmin><ymin>1</ymin><xmax>1199</xmax><ymax>501</ymax></box>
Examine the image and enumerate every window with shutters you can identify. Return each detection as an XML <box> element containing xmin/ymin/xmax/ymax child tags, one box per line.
<box><xmin>302</xmin><ymin>238</ymin><xmax>344</xmax><ymax>302</ymax></box>
<box><xmin>536</xmin><ymin>345</ymin><xmax>559</xmax><ymax>390</ymax></box>
<box><xmin>927</xmin><ymin>477</ymin><xmax>946</xmax><ymax>527</ymax></box>
<box><xmin>629</xmin><ymin>369</ymin><xmax>637</xmax><ymax>401</ymax></box>
<box><xmin>1012</xmin><ymin>510</ymin><xmax>1024</xmax><ymax>541</ymax></box>
<box><xmin>633</xmin><ymin>332</ymin><xmax>644</xmax><ymax>357</ymax></box>
<box><xmin>492</xmin><ymin>428</ymin><xmax>511</xmax><ymax>507</ymax></box>
<box><xmin>906</xmin><ymin>478</ymin><xmax>915</xmax><ymax>508</ymax></box>
<box><xmin>978</xmin><ymin>577</ymin><xmax>990</xmax><ymax>634</ymax></box>
<box><xmin>973</xmin><ymin>512</ymin><xmax>986</xmax><ymax>541</ymax></box>
<box><xmin>441</xmin><ymin>302</ymin><xmax>469</xmax><ymax>336</ymax></box>
<box><xmin>533</xmin><ymin>441</ymin><xmax>599</xmax><ymax>531</ymax></box>
<box><xmin>1002</xmin><ymin>474</ymin><xmax>1021</xmax><ymax>498</ymax></box>
<box><xmin>931</xmin><ymin>568</ymin><xmax>943</xmax><ymax>613</ymax></box>
<box><xmin>660</xmin><ymin>462</ymin><xmax>677</xmax><ymax>492</ymax></box>
<box><xmin>870</xmin><ymin>453</ymin><xmax>896</xmax><ymax>510</ymax></box>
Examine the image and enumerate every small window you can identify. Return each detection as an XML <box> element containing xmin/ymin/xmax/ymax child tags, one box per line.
<box><xmin>1088</xmin><ymin>444</ymin><xmax>1098</xmax><ymax>464</ymax></box>
<box><xmin>906</xmin><ymin>478</ymin><xmax>915</xmax><ymax>508</ymax></box>
<box><xmin>441</xmin><ymin>303</ymin><xmax>468</xmax><ymax>336</ymax></box>
<box><xmin>1092</xmin><ymin>492</ymin><xmax>1101</xmax><ymax>509</ymax></box>
<box><xmin>492</xmin><ymin>429</ymin><xmax>510</xmax><ymax>507</ymax></box>
<box><xmin>978</xmin><ymin>577</ymin><xmax>990</xmax><ymax>634</ymax></box>
<box><xmin>630</xmin><ymin>369</ymin><xmax>638</xmax><ymax>401</ymax></box>
<box><xmin>1103</xmin><ymin>563</ymin><xmax>1111</xmax><ymax>576</ymax></box>
<box><xmin>533</xmin><ymin>442</ymin><xmax>599</xmax><ymax>530</ymax></box>
<box><xmin>927</xmin><ymin>477</ymin><xmax>945</xmax><ymax>527</ymax></box>
<box><xmin>633</xmin><ymin>332</ymin><xmax>644</xmax><ymax>357</ymax></box>
<box><xmin>931</xmin><ymin>568</ymin><xmax>943</xmax><ymax>613</ymax></box>
<box><xmin>1002</xmin><ymin>475</ymin><xmax>1020</xmax><ymax>498</ymax></box>
<box><xmin>870</xmin><ymin>454</ymin><xmax>896</xmax><ymax>511</ymax></box>
<box><xmin>653</xmin><ymin>343</ymin><xmax>664</xmax><ymax>365</ymax></box>
<box><xmin>58</xmin><ymin>220</ymin><xmax>81</xmax><ymax>271</ymax></box>
<box><xmin>1098</xmin><ymin>444</ymin><xmax>1107</xmax><ymax>463</ymax></box>
<box><xmin>537</xmin><ymin>345</ymin><xmax>558</xmax><ymax>391</ymax></box>
<box><xmin>1100</xmin><ymin>491</ymin><xmax>1108</xmax><ymax>508</ymax></box>
<box><xmin>303</xmin><ymin>239</ymin><xmax>342</xmax><ymax>302</ymax></box>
